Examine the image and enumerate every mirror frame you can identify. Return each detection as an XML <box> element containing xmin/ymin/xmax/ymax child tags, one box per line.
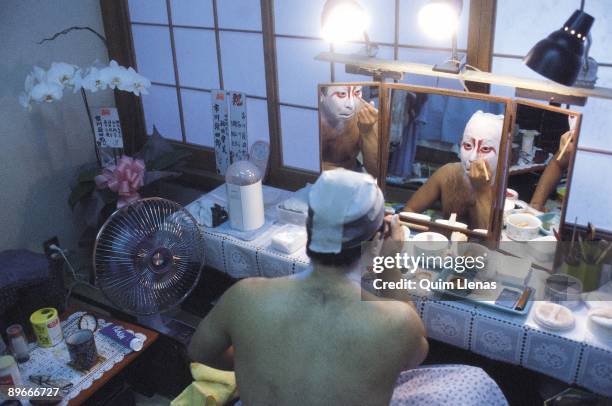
<box><xmin>379</xmin><ymin>83</ymin><xmax>514</xmax><ymax>242</ymax></box>
<box><xmin>509</xmin><ymin>99</ymin><xmax>583</xmax><ymax>238</ymax></box>
<box><xmin>317</xmin><ymin>81</ymin><xmax>385</xmax><ymax>187</ymax></box>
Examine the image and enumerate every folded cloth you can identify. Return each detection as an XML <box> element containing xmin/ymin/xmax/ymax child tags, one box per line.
<box><xmin>171</xmin><ymin>363</ymin><xmax>238</xmax><ymax>406</ymax></box>
<box><xmin>390</xmin><ymin>365</ymin><xmax>508</xmax><ymax>406</ymax></box>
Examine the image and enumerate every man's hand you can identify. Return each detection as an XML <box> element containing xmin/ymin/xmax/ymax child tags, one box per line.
<box><xmin>380</xmin><ymin>214</ymin><xmax>405</xmax><ymax>257</ymax></box>
<box><xmin>357</xmin><ymin>99</ymin><xmax>378</xmax><ymax>133</ymax></box>
<box><xmin>468</xmin><ymin>159</ymin><xmax>492</xmax><ymax>189</ymax></box>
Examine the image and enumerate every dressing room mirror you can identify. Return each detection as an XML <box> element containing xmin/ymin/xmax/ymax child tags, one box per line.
<box><xmin>318</xmin><ymin>82</ymin><xmax>382</xmax><ymax>182</ymax></box>
<box><xmin>381</xmin><ymin>84</ymin><xmax>513</xmax><ymax>240</ymax></box>
<box><xmin>502</xmin><ymin>100</ymin><xmax>581</xmax><ymax>243</ymax></box>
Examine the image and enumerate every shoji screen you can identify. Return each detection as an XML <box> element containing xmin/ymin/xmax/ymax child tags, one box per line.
<box><xmin>273</xmin><ymin>0</ymin><xmax>472</xmax><ymax>172</ymax></box>
<box><xmin>128</xmin><ymin>0</ymin><xmax>270</xmax><ymax>150</ymax></box>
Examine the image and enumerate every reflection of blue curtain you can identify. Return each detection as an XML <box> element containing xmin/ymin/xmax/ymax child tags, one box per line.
<box><xmin>389</xmin><ymin>95</ymin><xmax>505</xmax><ymax>178</ymax></box>
<box><xmin>418</xmin><ymin>95</ymin><xmax>504</xmax><ymax>144</ymax></box>
<box><xmin>389</xmin><ymin>119</ymin><xmax>419</xmax><ymax>177</ymax></box>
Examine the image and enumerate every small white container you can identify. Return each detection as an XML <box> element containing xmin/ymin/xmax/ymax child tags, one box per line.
<box><xmin>506</xmin><ymin>213</ymin><xmax>542</xmax><ymax>241</ymax></box>
<box><xmin>225</xmin><ymin>160</ymin><xmax>264</xmax><ymax>231</ymax></box>
<box><xmin>520</xmin><ymin>130</ymin><xmax>539</xmax><ymax>155</ymax></box>
<box><xmin>412</xmin><ymin>232</ymin><xmax>449</xmax><ymax>260</ymax></box>
<box><xmin>0</xmin><ymin>355</ymin><xmax>22</xmax><ymax>386</ymax></box>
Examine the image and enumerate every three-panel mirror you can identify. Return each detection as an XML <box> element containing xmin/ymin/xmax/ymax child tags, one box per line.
<box><xmin>317</xmin><ymin>83</ymin><xmax>582</xmax><ymax>243</ymax></box>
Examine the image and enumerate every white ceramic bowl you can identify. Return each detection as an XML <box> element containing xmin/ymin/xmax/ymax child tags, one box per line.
<box><xmin>411</xmin><ymin>232</ymin><xmax>449</xmax><ymax>260</ymax></box>
<box><xmin>504</xmin><ymin>198</ymin><xmax>516</xmax><ymax>212</ymax></box>
<box><xmin>435</xmin><ymin>219</ymin><xmax>468</xmax><ymax>229</ymax></box>
<box><xmin>506</xmin><ymin>213</ymin><xmax>542</xmax><ymax>241</ymax></box>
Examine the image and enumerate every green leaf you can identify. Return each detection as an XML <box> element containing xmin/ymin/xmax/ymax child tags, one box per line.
<box><xmin>77</xmin><ymin>167</ymin><xmax>100</xmax><ymax>183</ymax></box>
<box><xmin>68</xmin><ymin>182</ymin><xmax>95</xmax><ymax>210</ymax></box>
<box><xmin>147</xmin><ymin>149</ymin><xmax>192</xmax><ymax>171</ymax></box>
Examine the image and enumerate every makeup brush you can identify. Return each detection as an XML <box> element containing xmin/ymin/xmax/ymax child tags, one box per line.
<box><xmin>480</xmin><ymin>161</ymin><xmax>490</xmax><ymax>181</ymax></box>
<box><xmin>557</xmin><ymin>131</ymin><xmax>574</xmax><ymax>162</ymax></box>
<box><xmin>595</xmin><ymin>241</ymin><xmax>612</xmax><ymax>265</ymax></box>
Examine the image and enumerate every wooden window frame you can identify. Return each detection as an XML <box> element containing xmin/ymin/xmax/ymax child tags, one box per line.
<box><xmin>100</xmin><ymin>0</ymin><xmax>498</xmax><ymax>191</ymax></box>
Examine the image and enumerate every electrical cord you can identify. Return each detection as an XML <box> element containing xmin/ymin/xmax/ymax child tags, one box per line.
<box><xmin>48</xmin><ymin>244</ymin><xmax>98</xmax><ymax>308</ymax></box>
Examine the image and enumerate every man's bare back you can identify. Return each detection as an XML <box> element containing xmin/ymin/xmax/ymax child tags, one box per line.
<box><xmin>189</xmin><ymin>269</ymin><xmax>428</xmax><ymax>406</ymax></box>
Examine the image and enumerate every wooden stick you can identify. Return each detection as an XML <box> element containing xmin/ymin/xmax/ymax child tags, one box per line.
<box><xmin>480</xmin><ymin>161</ymin><xmax>490</xmax><ymax>181</ymax></box>
<box><xmin>557</xmin><ymin>132</ymin><xmax>574</xmax><ymax>162</ymax></box>
<box><xmin>398</xmin><ymin>220</ymin><xmax>429</xmax><ymax>232</ymax></box>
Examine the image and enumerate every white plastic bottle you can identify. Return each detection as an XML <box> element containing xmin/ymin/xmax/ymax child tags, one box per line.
<box><xmin>225</xmin><ymin>160</ymin><xmax>264</xmax><ymax>231</ymax></box>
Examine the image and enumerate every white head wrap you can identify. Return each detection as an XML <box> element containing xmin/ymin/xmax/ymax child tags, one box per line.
<box><xmin>307</xmin><ymin>169</ymin><xmax>384</xmax><ymax>254</ymax></box>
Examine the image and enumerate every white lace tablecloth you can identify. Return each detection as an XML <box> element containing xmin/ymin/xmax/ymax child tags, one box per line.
<box><xmin>189</xmin><ymin>187</ymin><xmax>612</xmax><ymax>397</ymax></box>
<box><xmin>9</xmin><ymin>311</ymin><xmax>143</xmax><ymax>405</ymax></box>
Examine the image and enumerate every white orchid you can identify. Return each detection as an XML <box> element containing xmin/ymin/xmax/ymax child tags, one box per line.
<box><xmin>99</xmin><ymin>60</ymin><xmax>131</xmax><ymax>91</ymax></box>
<box><xmin>19</xmin><ymin>73</ymin><xmax>36</xmax><ymax>110</ymax></box>
<box><xmin>46</xmin><ymin>62</ymin><xmax>78</xmax><ymax>88</ymax></box>
<box><xmin>125</xmin><ymin>67</ymin><xmax>151</xmax><ymax>96</ymax></box>
<box><xmin>79</xmin><ymin>67</ymin><xmax>107</xmax><ymax>92</ymax></box>
<box><xmin>20</xmin><ymin>60</ymin><xmax>150</xmax><ymax>110</ymax></box>
<box><xmin>67</xmin><ymin>68</ymin><xmax>84</xmax><ymax>93</ymax></box>
<box><xmin>32</xmin><ymin>66</ymin><xmax>47</xmax><ymax>82</ymax></box>
<box><xmin>30</xmin><ymin>81</ymin><xmax>63</xmax><ymax>103</ymax></box>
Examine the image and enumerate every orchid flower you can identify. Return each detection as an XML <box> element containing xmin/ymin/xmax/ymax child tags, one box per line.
<box><xmin>46</xmin><ymin>62</ymin><xmax>78</xmax><ymax>88</ymax></box>
<box><xmin>30</xmin><ymin>81</ymin><xmax>63</xmax><ymax>103</ymax></box>
<box><xmin>100</xmin><ymin>60</ymin><xmax>131</xmax><ymax>91</ymax></box>
<box><xmin>126</xmin><ymin>67</ymin><xmax>151</xmax><ymax>96</ymax></box>
<box><xmin>19</xmin><ymin>73</ymin><xmax>36</xmax><ymax>110</ymax></box>
<box><xmin>80</xmin><ymin>67</ymin><xmax>108</xmax><ymax>92</ymax></box>
<box><xmin>67</xmin><ymin>69</ymin><xmax>84</xmax><ymax>93</ymax></box>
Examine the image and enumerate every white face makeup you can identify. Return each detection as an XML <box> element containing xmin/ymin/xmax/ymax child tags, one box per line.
<box><xmin>459</xmin><ymin>112</ymin><xmax>503</xmax><ymax>181</ymax></box>
<box><xmin>320</xmin><ymin>85</ymin><xmax>363</xmax><ymax>127</ymax></box>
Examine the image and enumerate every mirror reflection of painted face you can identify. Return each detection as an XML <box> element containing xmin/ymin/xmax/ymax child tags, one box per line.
<box><xmin>459</xmin><ymin>111</ymin><xmax>504</xmax><ymax>180</ymax></box>
<box><xmin>321</xmin><ymin>86</ymin><xmax>363</xmax><ymax>125</ymax></box>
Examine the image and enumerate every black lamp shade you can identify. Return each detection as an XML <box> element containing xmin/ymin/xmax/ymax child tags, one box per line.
<box><xmin>524</xmin><ymin>10</ymin><xmax>594</xmax><ymax>86</ymax></box>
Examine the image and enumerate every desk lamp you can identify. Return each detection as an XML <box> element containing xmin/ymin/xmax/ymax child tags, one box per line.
<box><xmin>418</xmin><ymin>0</ymin><xmax>464</xmax><ymax>74</ymax></box>
<box><xmin>524</xmin><ymin>9</ymin><xmax>594</xmax><ymax>86</ymax></box>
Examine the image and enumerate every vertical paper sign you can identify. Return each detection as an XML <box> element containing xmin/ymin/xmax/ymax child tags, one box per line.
<box><xmin>93</xmin><ymin>107</ymin><xmax>124</xmax><ymax>148</ymax></box>
<box><xmin>228</xmin><ymin>91</ymin><xmax>248</xmax><ymax>163</ymax></box>
<box><xmin>211</xmin><ymin>90</ymin><xmax>230</xmax><ymax>176</ymax></box>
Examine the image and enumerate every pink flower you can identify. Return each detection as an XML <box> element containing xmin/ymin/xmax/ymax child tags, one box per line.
<box><xmin>94</xmin><ymin>155</ymin><xmax>146</xmax><ymax>208</ymax></box>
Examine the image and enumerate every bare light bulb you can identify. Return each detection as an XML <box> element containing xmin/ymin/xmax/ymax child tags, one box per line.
<box><xmin>321</xmin><ymin>1</ymin><xmax>370</xmax><ymax>44</ymax></box>
<box><xmin>418</xmin><ymin>2</ymin><xmax>460</xmax><ymax>40</ymax></box>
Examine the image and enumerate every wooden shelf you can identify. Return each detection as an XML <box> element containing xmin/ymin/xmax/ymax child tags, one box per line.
<box><xmin>316</xmin><ymin>52</ymin><xmax>612</xmax><ymax>101</ymax></box>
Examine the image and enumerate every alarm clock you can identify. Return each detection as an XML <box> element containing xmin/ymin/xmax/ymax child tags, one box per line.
<box><xmin>78</xmin><ymin>313</ymin><xmax>98</xmax><ymax>332</ymax></box>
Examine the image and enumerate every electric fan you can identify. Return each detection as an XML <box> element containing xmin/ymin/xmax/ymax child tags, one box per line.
<box><xmin>93</xmin><ymin>198</ymin><xmax>203</xmax><ymax>339</ymax></box>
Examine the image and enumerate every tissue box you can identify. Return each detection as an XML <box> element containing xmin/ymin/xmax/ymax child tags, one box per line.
<box><xmin>271</xmin><ymin>227</ymin><xmax>307</xmax><ymax>254</ymax></box>
<box><xmin>277</xmin><ymin>206</ymin><xmax>308</xmax><ymax>226</ymax></box>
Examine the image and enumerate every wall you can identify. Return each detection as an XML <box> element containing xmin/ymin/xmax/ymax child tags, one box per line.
<box><xmin>0</xmin><ymin>0</ymin><xmax>114</xmax><ymax>251</ymax></box>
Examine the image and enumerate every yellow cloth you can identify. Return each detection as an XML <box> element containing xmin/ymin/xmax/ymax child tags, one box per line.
<box><xmin>171</xmin><ymin>363</ymin><xmax>239</xmax><ymax>406</ymax></box>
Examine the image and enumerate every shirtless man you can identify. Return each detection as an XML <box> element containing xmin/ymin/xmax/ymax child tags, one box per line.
<box><xmin>189</xmin><ymin>169</ymin><xmax>427</xmax><ymax>406</ymax></box>
<box><xmin>404</xmin><ymin>111</ymin><xmax>504</xmax><ymax>230</ymax></box>
<box><xmin>320</xmin><ymin>85</ymin><xmax>380</xmax><ymax>179</ymax></box>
